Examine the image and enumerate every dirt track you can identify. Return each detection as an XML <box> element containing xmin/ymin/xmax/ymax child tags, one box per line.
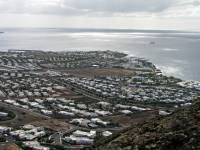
<box><xmin>62</xmin><ymin>68</ymin><xmax>135</xmax><ymax>77</ymax></box>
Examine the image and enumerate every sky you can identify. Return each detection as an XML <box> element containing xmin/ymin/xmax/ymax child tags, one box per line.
<box><xmin>0</xmin><ymin>0</ymin><xmax>200</xmax><ymax>31</ymax></box>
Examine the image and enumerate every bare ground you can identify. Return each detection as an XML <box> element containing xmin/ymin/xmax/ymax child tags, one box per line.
<box><xmin>0</xmin><ymin>143</ymin><xmax>21</xmax><ymax>150</ymax></box>
<box><xmin>62</xmin><ymin>68</ymin><xmax>135</xmax><ymax>77</ymax></box>
<box><xmin>0</xmin><ymin>102</ymin><xmax>72</xmax><ymax>132</ymax></box>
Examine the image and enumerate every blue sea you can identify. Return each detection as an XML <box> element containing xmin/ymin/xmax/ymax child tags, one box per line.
<box><xmin>0</xmin><ymin>28</ymin><xmax>200</xmax><ymax>81</ymax></box>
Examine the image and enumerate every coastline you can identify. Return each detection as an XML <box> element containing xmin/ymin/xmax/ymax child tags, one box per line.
<box><xmin>0</xmin><ymin>28</ymin><xmax>199</xmax><ymax>81</ymax></box>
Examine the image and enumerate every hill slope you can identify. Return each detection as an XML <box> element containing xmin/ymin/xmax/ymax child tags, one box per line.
<box><xmin>95</xmin><ymin>101</ymin><xmax>200</xmax><ymax>150</ymax></box>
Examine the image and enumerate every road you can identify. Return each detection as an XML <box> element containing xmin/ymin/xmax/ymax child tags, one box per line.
<box><xmin>51</xmin><ymin>78</ymin><xmax>105</xmax><ymax>102</ymax></box>
<box><xmin>0</xmin><ymin>102</ymin><xmax>50</xmax><ymax>119</ymax></box>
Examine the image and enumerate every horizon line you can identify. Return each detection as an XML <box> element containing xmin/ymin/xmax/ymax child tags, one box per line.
<box><xmin>0</xmin><ymin>27</ymin><xmax>199</xmax><ymax>33</ymax></box>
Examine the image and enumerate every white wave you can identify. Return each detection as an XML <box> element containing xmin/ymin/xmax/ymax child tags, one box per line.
<box><xmin>157</xmin><ymin>65</ymin><xmax>184</xmax><ymax>78</ymax></box>
<box><xmin>162</xmin><ymin>48</ymin><xmax>179</xmax><ymax>52</ymax></box>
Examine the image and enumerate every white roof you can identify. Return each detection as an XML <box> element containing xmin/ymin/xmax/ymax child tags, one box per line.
<box><xmin>91</xmin><ymin>118</ymin><xmax>109</xmax><ymax>125</ymax></box>
<box><xmin>115</xmin><ymin>104</ymin><xmax>130</xmax><ymax>109</ymax></box>
<box><xmin>97</xmin><ymin>101</ymin><xmax>111</xmax><ymax>106</ymax></box>
<box><xmin>0</xmin><ymin>126</ymin><xmax>12</xmax><ymax>132</ymax></box>
<box><xmin>65</xmin><ymin>135</ymin><xmax>94</xmax><ymax>144</ymax></box>
<box><xmin>41</xmin><ymin>110</ymin><xmax>52</xmax><ymax>115</ymax></box>
<box><xmin>121</xmin><ymin>110</ymin><xmax>132</xmax><ymax>114</ymax></box>
<box><xmin>102</xmin><ymin>131</ymin><xmax>112</xmax><ymax>137</ymax></box>
<box><xmin>0</xmin><ymin>112</ymin><xmax>8</xmax><ymax>116</ymax></box>
<box><xmin>95</xmin><ymin>110</ymin><xmax>112</xmax><ymax>116</ymax></box>
<box><xmin>73</xmin><ymin>130</ymin><xmax>96</xmax><ymax>138</ymax></box>
<box><xmin>23</xmin><ymin>124</ymin><xmax>35</xmax><ymax>130</ymax></box>
<box><xmin>59</xmin><ymin>111</ymin><xmax>75</xmax><ymax>116</ymax></box>
<box><xmin>23</xmin><ymin>141</ymin><xmax>49</xmax><ymax>150</ymax></box>
<box><xmin>159</xmin><ymin>110</ymin><xmax>170</xmax><ymax>116</ymax></box>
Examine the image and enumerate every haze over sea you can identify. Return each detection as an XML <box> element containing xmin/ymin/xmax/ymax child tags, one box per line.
<box><xmin>0</xmin><ymin>28</ymin><xmax>199</xmax><ymax>81</ymax></box>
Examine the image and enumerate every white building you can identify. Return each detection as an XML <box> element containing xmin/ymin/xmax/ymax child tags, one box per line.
<box><xmin>23</xmin><ymin>141</ymin><xmax>49</xmax><ymax>150</ymax></box>
<box><xmin>0</xmin><ymin>112</ymin><xmax>8</xmax><ymax>117</ymax></box>
<box><xmin>73</xmin><ymin>130</ymin><xmax>96</xmax><ymax>139</ymax></box>
<box><xmin>0</xmin><ymin>126</ymin><xmax>12</xmax><ymax>133</ymax></box>
<box><xmin>64</xmin><ymin>135</ymin><xmax>94</xmax><ymax>145</ymax></box>
<box><xmin>102</xmin><ymin>131</ymin><xmax>112</xmax><ymax>137</ymax></box>
<box><xmin>41</xmin><ymin>110</ymin><xmax>52</xmax><ymax>115</ymax></box>
<box><xmin>59</xmin><ymin>111</ymin><xmax>75</xmax><ymax>117</ymax></box>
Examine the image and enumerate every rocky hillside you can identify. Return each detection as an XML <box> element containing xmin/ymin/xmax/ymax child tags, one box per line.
<box><xmin>94</xmin><ymin>101</ymin><xmax>200</xmax><ymax>150</ymax></box>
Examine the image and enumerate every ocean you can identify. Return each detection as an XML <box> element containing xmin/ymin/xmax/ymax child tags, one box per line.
<box><xmin>0</xmin><ymin>28</ymin><xmax>200</xmax><ymax>81</ymax></box>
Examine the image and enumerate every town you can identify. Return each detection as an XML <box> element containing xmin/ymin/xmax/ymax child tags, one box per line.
<box><xmin>0</xmin><ymin>50</ymin><xmax>199</xmax><ymax>150</ymax></box>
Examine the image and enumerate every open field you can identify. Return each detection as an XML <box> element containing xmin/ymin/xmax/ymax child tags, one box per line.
<box><xmin>32</xmin><ymin>119</ymin><xmax>71</xmax><ymax>132</ymax></box>
<box><xmin>62</xmin><ymin>68</ymin><xmax>135</xmax><ymax>77</ymax></box>
<box><xmin>0</xmin><ymin>102</ymin><xmax>72</xmax><ymax>131</ymax></box>
<box><xmin>103</xmin><ymin>111</ymin><xmax>157</xmax><ymax>127</ymax></box>
<box><xmin>0</xmin><ymin>102</ymin><xmax>46</xmax><ymax>128</ymax></box>
<box><xmin>0</xmin><ymin>143</ymin><xmax>21</xmax><ymax>150</ymax></box>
